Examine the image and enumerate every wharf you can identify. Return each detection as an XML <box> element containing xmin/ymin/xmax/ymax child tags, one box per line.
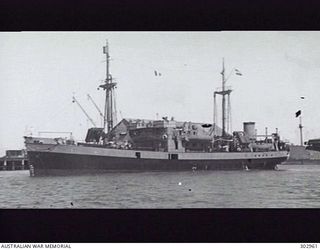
<box><xmin>0</xmin><ymin>149</ymin><xmax>29</xmax><ymax>171</ymax></box>
<box><xmin>283</xmin><ymin>145</ymin><xmax>320</xmax><ymax>165</ymax></box>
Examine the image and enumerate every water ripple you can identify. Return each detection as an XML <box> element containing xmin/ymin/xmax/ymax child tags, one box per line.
<box><xmin>1</xmin><ymin>165</ymin><xmax>320</xmax><ymax>208</ymax></box>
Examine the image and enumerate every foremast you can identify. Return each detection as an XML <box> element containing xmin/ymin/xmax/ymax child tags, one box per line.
<box><xmin>99</xmin><ymin>40</ymin><xmax>117</xmax><ymax>136</ymax></box>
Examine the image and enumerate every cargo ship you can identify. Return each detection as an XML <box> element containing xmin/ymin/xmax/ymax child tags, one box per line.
<box><xmin>25</xmin><ymin>42</ymin><xmax>288</xmax><ymax>176</ymax></box>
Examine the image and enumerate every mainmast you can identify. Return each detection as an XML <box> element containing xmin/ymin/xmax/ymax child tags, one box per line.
<box><xmin>99</xmin><ymin>40</ymin><xmax>117</xmax><ymax>134</ymax></box>
<box><xmin>213</xmin><ymin>58</ymin><xmax>233</xmax><ymax>138</ymax></box>
<box><xmin>221</xmin><ymin>58</ymin><xmax>226</xmax><ymax>137</ymax></box>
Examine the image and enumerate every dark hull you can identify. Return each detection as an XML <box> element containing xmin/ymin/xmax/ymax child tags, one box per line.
<box><xmin>28</xmin><ymin>151</ymin><xmax>287</xmax><ymax>176</ymax></box>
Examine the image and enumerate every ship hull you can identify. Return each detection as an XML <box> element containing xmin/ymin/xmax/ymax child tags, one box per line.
<box><xmin>26</xmin><ymin>143</ymin><xmax>288</xmax><ymax>176</ymax></box>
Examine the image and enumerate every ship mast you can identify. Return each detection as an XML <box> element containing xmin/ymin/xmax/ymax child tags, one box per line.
<box><xmin>221</xmin><ymin>58</ymin><xmax>226</xmax><ymax>137</ymax></box>
<box><xmin>213</xmin><ymin>58</ymin><xmax>233</xmax><ymax>138</ymax></box>
<box><xmin>99</xmin><ymin>40</ymin><xmax>117</xmax><ymax>135</ymax></box>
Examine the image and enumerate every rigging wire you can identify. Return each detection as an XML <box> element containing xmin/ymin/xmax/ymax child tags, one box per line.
<box><xmin>36</xmin><ymin>100</ymin><xmax>75</xmax><ymax>135</ymax></box>
<box><xmin>113</xmin><ymin>88</ymin><xmax>118</xmax><ymax>125</ymax></box>
<box><xmin>114</xmin><ymin>57</ymin><xmax>218</xmax><ymax>74</ymax></box>
<box><xmin>227</xmin><ymin>94</ymin><xmax>231</xmax><ymax>134</ymax></box>
<box><xmin>229</xmin><ymin>94</ymin><xmax>232</xmax><ymax>134</ymax></box>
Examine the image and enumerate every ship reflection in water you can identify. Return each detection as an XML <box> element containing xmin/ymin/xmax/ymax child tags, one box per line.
<box><xmin>1</xmin><ymin>165</ymin><xmax>320</xmax><ymax>208</ymax></box>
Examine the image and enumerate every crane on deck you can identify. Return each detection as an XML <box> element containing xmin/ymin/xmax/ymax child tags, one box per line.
<box><xmin>72</xmin><ymin>96</ymin><xmax>97</xmax><ymax>127</ymax></box>
<box><xmin>87</xmin><ymin>94</ymin><xmax>104</xmax><ymax>127</ymax></box>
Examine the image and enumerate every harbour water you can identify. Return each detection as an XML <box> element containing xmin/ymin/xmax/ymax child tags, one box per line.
<box><xmin>1</xmin><ymin>164</ymin><xmax>320</xmax><ymax>208</ymax></box>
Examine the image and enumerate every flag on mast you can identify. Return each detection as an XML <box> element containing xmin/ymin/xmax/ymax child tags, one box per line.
<box><xmin>234</xmin><ymin>68</ymin><xmax>242</xmax><ymax>76</ymax></box>
<box><xmin>295</xmin><ymin>110</ymin><xmax>301</xmax><ymax>117</ymax></box>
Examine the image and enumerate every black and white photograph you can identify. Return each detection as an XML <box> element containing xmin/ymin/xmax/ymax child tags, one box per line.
<box><xmin>1</xmin><ymin>31</ymin><xmax>320</xmax><ymax>210</ymax></box>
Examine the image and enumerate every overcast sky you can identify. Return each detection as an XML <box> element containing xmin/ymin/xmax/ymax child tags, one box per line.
<box><xmin>0</xmin><ymin>32</ymin><xmax>319</xmax><ymax>155</ymax></box>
